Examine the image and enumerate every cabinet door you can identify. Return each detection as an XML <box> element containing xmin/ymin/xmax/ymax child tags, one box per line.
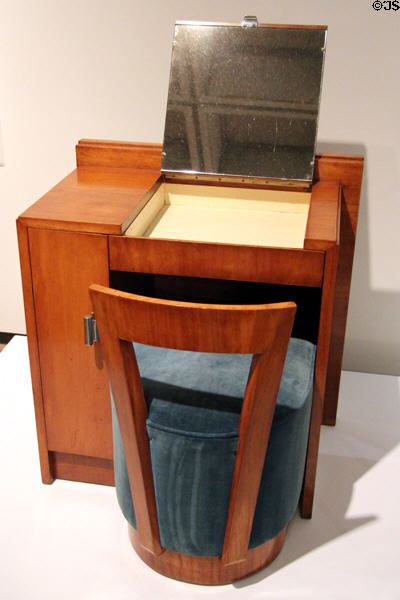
<box><xmin>29</xmin><ymin>228</ymin><xmax>112</xmax><ymax>460</ymax></box>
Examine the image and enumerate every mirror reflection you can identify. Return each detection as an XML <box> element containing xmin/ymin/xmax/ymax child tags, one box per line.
<box><xmin>162</xmin><ymin>23</ymin><xmax>326</xmax><ymax>181</ymax></box>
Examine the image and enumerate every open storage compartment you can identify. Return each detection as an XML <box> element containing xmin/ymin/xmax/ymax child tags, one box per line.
<box><xmin>124</xmin><ymin>183</ymin><xmax>311</xmax><ymax>248</ymax></box>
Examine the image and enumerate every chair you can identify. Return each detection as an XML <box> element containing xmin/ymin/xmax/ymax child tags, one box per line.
<box><xmin>89</xmin><ymin>284</ymin><xmax>316</xmax><ymax>584</ymax></box>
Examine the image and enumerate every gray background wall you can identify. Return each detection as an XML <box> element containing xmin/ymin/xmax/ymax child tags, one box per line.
<box><xmin>1</xmin><ymin>0</ymin><xmax>399</xmax><ymax>375</ymax></box>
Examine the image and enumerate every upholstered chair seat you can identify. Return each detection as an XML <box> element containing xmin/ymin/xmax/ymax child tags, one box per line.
<box><xmin>112</xmin><ymin>337</ymin><xmax>316</xmax><ymax>558</ymax></box>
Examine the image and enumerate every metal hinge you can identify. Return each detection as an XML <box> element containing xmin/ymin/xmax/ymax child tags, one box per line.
<box><xmin>242</xmin><ymin>15</ymin><xmax>258</xmax><ymax>28</ymax></box>
<box><xmin>83</xmin><ymin>312</ymin><xmax>100</xmax><ymax>346</ymax></box>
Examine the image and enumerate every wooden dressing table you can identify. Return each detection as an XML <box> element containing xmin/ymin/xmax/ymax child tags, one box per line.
<box><xmin>17</xmin><ymin>139</ymin><xmax>363</xmax><ymax>517</ymax></box>
<box><xmin>17</xmin><ymin>22</ymin><xmax>363</xmax><ymax>517</ymax></box>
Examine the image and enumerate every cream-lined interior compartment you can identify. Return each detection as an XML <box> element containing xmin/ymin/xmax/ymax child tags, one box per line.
<box><xmin>125</xmin><ymin>183</ymin><xmax>311</xmax><ymax>248</ymax></box>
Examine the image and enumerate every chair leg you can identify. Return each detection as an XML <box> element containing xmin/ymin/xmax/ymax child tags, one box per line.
<box><xmin>299</xmin><ymin>489</ymin><xmax>313</xmax><ymax>519</ymax></box>
<box><xmin>299</xmin><ymin>387</ymin><xmax>322</xmax><ymax>519</ymax></box>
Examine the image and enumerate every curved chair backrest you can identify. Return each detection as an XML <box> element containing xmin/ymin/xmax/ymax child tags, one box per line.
<box><xmin>89</xmin><ymin>284</ymin><xmax>296</xmax><ymax>572</ymax></box>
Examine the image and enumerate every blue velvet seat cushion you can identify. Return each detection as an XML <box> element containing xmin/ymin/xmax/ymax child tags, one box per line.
<box><xmin>112</xmin><ymin>337</ymin><xmax>315</xmax><ymax>557</ymax></box>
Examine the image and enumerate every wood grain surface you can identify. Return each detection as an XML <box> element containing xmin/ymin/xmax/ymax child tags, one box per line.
<box><xmin>304</xmin><ymin>181</ymin><xmax>341</xmax><ymax>250</ymax></box>
<box><xmin>18</xmin><ymin>168</ymin><xmax>162</xmax><ymax>234</ymax></box>
<box><xmin>315</xmin><ymin>156</ymin><xmax>363</xmax><ymax>424</ymax></box>
<box><xmin>109</xmin><ymin>237</ymin><xmax>325</xmax><ymax>288</ymax></box>
<box><xmin>16</xmin><ymin>220</ymin><xmax>53</xmax><ymax>483</ymax></box>
<box><xmin>50</xmin><ymin>452</ymin><xmax>114</xmax><ymax>486</ymax></box>
<box><xmin>76</xmin><ymin>139</ymin><xmax>163</xmax><ymax>170</ymax></box>
<box><xmin>301</xmin><ymin>244</ymin><xmax>339</xmax><ymax>517</ymax></box>
<box><xmin>129</xmin><ymin>524</ymin><xmax>286</xmax><ymax>584</ymax></box>
<box><xmin>28</xmin><ymin>228</ymin><xmax>113</xmax><ymax>459</ymax></box>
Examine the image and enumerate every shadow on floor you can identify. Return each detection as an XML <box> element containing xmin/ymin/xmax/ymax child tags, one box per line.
<box><xmin>234</xmin><ymin>371</ymin><xmax>400</xmax><ymax>587</ymax></box>
<box><xmin>0</xmin><ymin>332</ymin><xmax>14</xmax><ymax>352</ymax></box>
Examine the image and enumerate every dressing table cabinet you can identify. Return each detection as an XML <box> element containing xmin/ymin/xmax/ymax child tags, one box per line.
<box><xmin>17</xmin><ymin>22</ymin><xmax>363</xmax><ymax>518</ymax></box>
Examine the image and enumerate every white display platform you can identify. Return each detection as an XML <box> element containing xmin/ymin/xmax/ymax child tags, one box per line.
<box><xmin>1</xmin><ymin>336</ymin><xmax>399</xmax><ymax>599</ymax></box>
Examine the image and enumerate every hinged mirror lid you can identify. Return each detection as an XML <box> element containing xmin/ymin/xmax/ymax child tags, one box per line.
<box><xmin>161</xmin><ymin>20</ymin><xmax>327</xmax><ymax>183</ymax></box>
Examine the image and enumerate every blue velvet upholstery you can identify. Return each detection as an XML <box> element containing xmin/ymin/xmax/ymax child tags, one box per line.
<box><xmin>112</xmin><ymin>337</ymin><xmax>315</xmax><ymax>557</ymax></box>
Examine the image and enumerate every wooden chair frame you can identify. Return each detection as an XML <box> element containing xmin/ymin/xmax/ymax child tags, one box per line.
<box><xmin>89</xmin><ymin>283</ymin><xmax>296</xmax><ymax>583</ymax></box>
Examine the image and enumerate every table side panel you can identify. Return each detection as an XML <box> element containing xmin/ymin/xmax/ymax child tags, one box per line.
<box><xmin>315</xmin><ymin>155</ymin><xmax>364</xmax><ymax>423</ymax></box>
<box><xmin>16</xmin><ymin>220</ymin><xmax>53</xmax><ymax>483</ymax></box>
<box><xmin>302</xmin><ymin>243</ymin><xmax>339</xmax><ymax>516</ymax></box>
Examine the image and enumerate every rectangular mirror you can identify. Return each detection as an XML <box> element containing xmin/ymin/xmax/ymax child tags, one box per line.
<box><xmin>162</xmin><ymin>22</ymin><xmax>327</xmax><ymax>182</ymax></box>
